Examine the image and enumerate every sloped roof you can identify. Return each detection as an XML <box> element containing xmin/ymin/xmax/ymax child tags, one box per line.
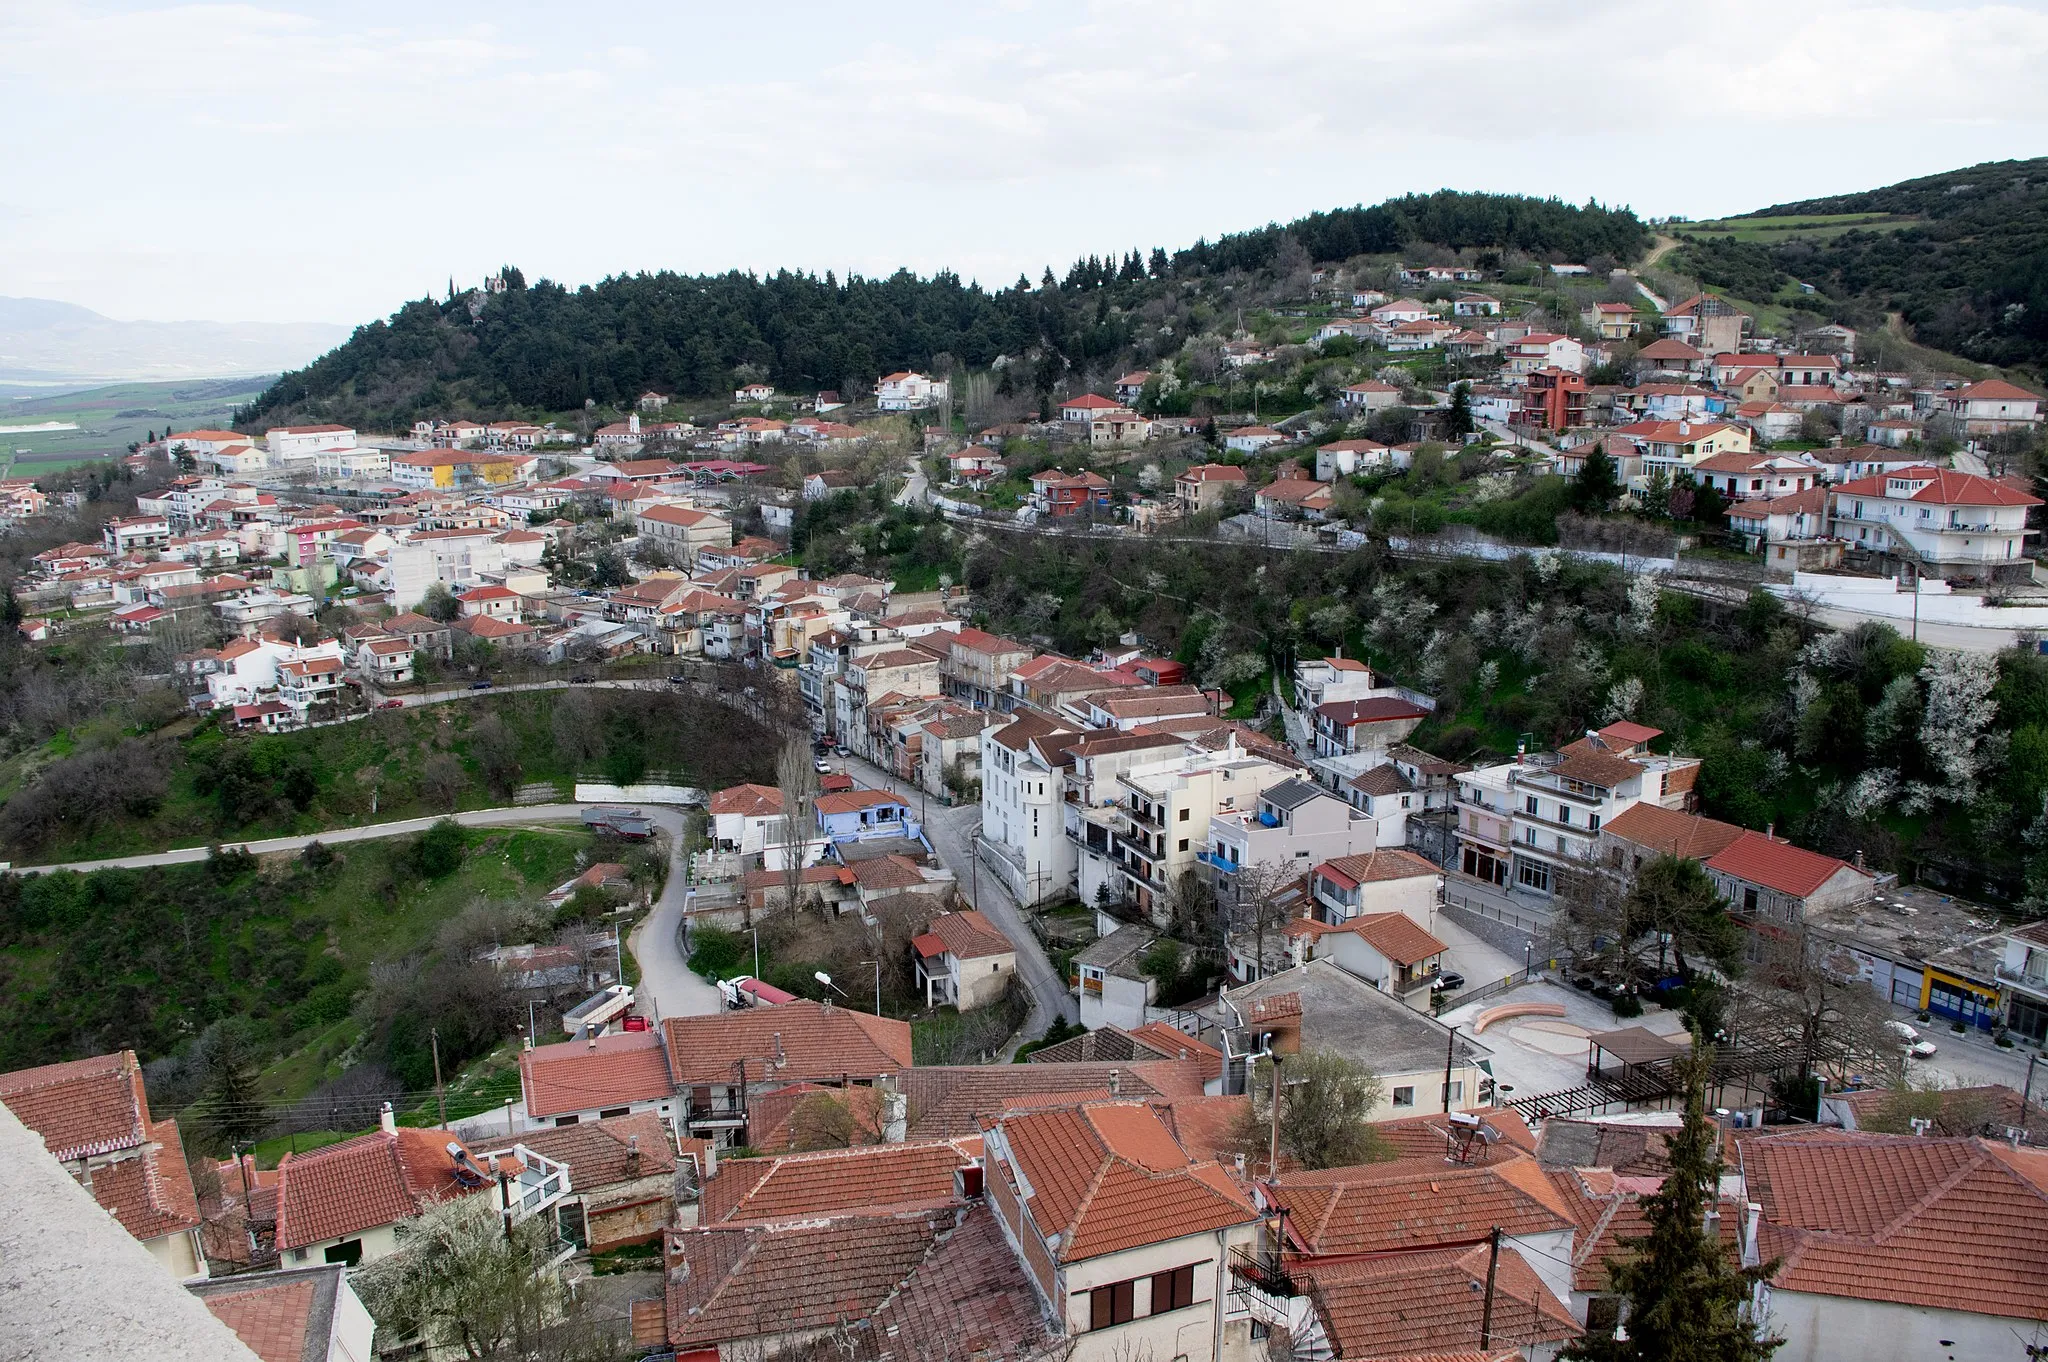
<box><xmin>702</xmin><ymin>1140</ymin><xmax>975</xmax><ymax>1224</ymax></box>
<box><xmin>189</xmin><ymin>1265</ymin><xmax>346</xmax><ymax>1362</ymax></box>
<box><xmin>1831</xmin><ymin>466</ymin><xmax>2041</xmax><ymax>507</ymax></box>
<box><xmin>1705</xmin><ymin>829</ymin><xmax>1862</xmax><ymax>899</ymax></box>
<box><xmin>661</xmin><ymin>1000</ymin><xmax>912</xmax><ymax>1086</ymax></box>
<box><xmin>665</xmin><ymin>1208</ymin><xmax>955</xmax><ymax>1346</ymax></box>
<box><xmin>1345</xmin><ymin>912</ymin><xmax>1449</xmax><ymax>967</ymax></box>
<box><xmin>901</xmin><ymin>1060</ymin><xmax>1208</xmax><ymax>1139</ymax></box>
<box><xmin>0</xmin><ymin>1050</ymin><xmax>151</xmax><ymax>1162</ymax></box>
<box><xmin>709</xmin><ymin>783</ymin><xmax>783</xmax><ymax>817</ymax></box>
<box><xmin>1601</xmin><ymin>803</ymin><xmax>1745</xmax><ymax>860</ymax></box>
<box><xmin>996</xmin><ymin>1102</ymin><xmax>1258</xmax><ymax>1261</ymax></box>
<box><xmin>1369</xmin><ymin>1106</ymin><xmax>1538</xmax><ymax>1164</ymax></box>
<box><xmin>1315</xmin><ymin>848</ymin><xmax>1440</xmax><ymax>890</ymax></box>
<box><xmin>273</xmin><ymin>1128</ymin><xmax>484</xmax><ymax>1250</ymax></box>
<box><xmin>1296</xmin><ymin>1243</ymin><xmax>1579</xmax><ymax>1360</ymax></box>
<box><xmin>1316</xmin><ymin>696</ymin><xmax>1429</xmax><ymax>726</ymax></box>
<box><xmin>1272</xmin><ymin>1154</ymin><xmax>1577</xmax><ymax>1255</ymax></box>
<box><xmin>1956</xmin><ymin>378</ymin><xmax>2040</xmax><ymax>401</ymax></box>
<box><xmin>519</xmin><ymin>1032</ymin><xmax>674</xmax><ymax>1119</ymax></box>
<box><xmin>1743</xmin><ymin>1132</ymin><xmax>2048</xmax><ymax>1321</ymax></box>
<box><xmin>927</xmin><ymin>909</ymin><xmax>1013</xmax><ymax>959</ymax></box>
<box><xmin>512</xmin><ymin>1112</ymin><xmax>675</xmax><ymax>1190</ymax></box>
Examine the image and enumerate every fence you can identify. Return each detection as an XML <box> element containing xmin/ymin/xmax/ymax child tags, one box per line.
<box><xmin>1442</xmin><ymin>887</ymin><xmax>1552</xmax><ymax>937</ymax></box>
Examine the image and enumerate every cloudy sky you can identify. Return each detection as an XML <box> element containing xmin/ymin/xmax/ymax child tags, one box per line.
<box><xmin>6</xmin><ymin>0</ymin><xmax>2047</xmax><ymax>326</ymax></box>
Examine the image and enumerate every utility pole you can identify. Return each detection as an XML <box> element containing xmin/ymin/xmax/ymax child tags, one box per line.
<box><xmin>1479</xmin><ymin>1225</ymin><xmax>1502</xmax><ymax>1348</ymax></box>
<box><xmin>431</xmin><ymin>1027</ymin><xmax>447</xmax><ymax>1130</ymax></box>
<box><xmin>1443</xmin><ymin>1025</ymin><xmax>1458</xmax><ymax>1113</ymax></box>
<box><xmin>1267</xmin><ymin>1056</ymin><xmax>1284</xmax><ymax>1177</ymax></box>
<box><xmin>2025</xmin><ymin>1052</ymin><xmax>2038</xmax><ymax>1112</ymax></box>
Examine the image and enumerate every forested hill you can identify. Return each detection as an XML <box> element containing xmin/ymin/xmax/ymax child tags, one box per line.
<box><xmin>1681</xmin><ymin>157</ymin><xmax>2048</xmax><ymax>373</ymax></box>
<box><xmin>238</xmin><ymin>192</ymin><xmax>1648</xmax><ymax>431</ymax></box>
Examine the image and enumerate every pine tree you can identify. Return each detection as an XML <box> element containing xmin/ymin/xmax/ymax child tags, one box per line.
<box><xmin>1575</xmin><ymin>444</ymin><xmax>1621</xmax><ymax>509</ymax></box>
<box><xmin>1563</xmin><ymin>1036</ymin><xmax>1781</xmax><ymax>1362</ymax></box>
<box><xmin>1149</xmin><ymin>246</ymin><xmax>1170</xmax><ymax>278</ymax></box>
<box><xmin>1448</xmin><ymin>382</ymin><xmax>1474</xmax><ymax>437</ymax></box>
<box><xmin>197</xmin><ymin>1019</ymin><xmax>269</xmax><ymax>1151</ymax></box>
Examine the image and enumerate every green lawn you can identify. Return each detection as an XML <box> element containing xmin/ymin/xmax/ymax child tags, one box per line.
<box><xmin>1683</xmin><ymin>213</ymin><xmax>1921</xmax><ymax>243</ymax></box>
<box><xmin>0</xmin><ymin>377</ymin><xmax>270</xmax><ymax>465</ymax></box>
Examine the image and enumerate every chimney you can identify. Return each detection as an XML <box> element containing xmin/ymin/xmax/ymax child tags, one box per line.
<box><xmin>588</xmin><ymin>1033</ymin><xmax>599</xmax><ymax>1052</ymax></box>
<box><xmin>1108</xmin><ymin>1069</ymin><xmax>1122</xmax><ymax>1098</ymax></box>
<box><xmin>1765</xmin><ymin>822</ymin><xmax>1775</xmax><ymax>841</ymax></box>
<box><xmin>1855</xmin><ymin>849</ymin><xmax>1866</xmax><ymax>872</ymax></box>
<box><xmin>772</xmin><ymin>1032</ymin><xmax>786</xmax><ymax>1069</ymax></box>
<box><xmin>1745</xmin><ymin>1201</ymin><xmax>1762</xmax><ymax>1257</ymax></box>
<box><xmin>379</xmin><ymin>1101</ymin><xmax>397</xmax><ymax>1136</ymax></box>
<box><xmin>625</xmin><ymin>1135</ymin><xmax>642</xmax><ymax>1177</ymax></box>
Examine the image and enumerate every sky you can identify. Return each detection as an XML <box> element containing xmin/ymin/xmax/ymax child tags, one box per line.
<box><xmin>5</xmin><ymin>0</ymin><xmax>2048</xmax><ymax>327</ymax></box>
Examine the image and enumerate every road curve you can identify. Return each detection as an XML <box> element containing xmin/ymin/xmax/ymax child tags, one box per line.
<box><xmin>13</xmin><ymin>802</ymin><xmax>723</xmax><ymax>1021</ymax></box>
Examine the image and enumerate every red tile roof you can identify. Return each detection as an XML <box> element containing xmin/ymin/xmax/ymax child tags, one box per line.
<box><xmin>1704</xmin><ymin>829</ymin><xmax>1861</xmax><ymax>899</ymax></box>
<box><xmin>925</xmin><ymin>909</ymin><xmax>1014</xmax><ymax>960</ymax></box>
<box><xmin>1272</xmin><ymin>1154</ymin><xmax>1577</xmax><ymax>1255</ymax></box>
<box><xmin>511</xmin><ymin>1112</ymin><xmax>676</xmax><ymax>1190</ymax></box>
<box><xmin>273</xmin><ymin>1128</ymin><xmax>486</xmax><ymax>1250</ymax></box>
<box><xmin>665</xmin><ymin>1208</ymin><xmax>956</xmax><ymax>1346</ymax></box>
<box><xmin>193</xmin><ymin>1272</ymin><xmax>324</xmax><ymax>1362</ymax></box>
<box><xmin>702</xmin><ymin>1140</ymin><xmax>976</xmax><ymax>1224</ymax></box>
<box><xmin>661</xmin><ymin>1000</ymin><xmax>912</xmax><ymax>1086</ymax></box>
<box><xmin>1344</xmin><ymin>912</ymin><xmax>1449</xmax><ymax>966</ymax></box>
<box><xmin>1316</xmin><ymin>696</ymin><xmax>1430</xmax><ymax>726</ymax></box>
<box><xmin>1315</xmin><ymin>848</ymin><xmax>1440</xmax><ymax>890</ymax></box>
<box><xmin>0</xmin><ymin>1050</ymin><xmax>150</xmax><ymax>1161</ymax></box>
<box><xmin>902</xmin><ymin>1060</ymin><xmax>1209</xmax><ymax>1139</ymax></box>
<box><xmin>1831</xmin><ymin>466</ymin><xmax>2042</xmax><ymax>507</ymax></box>
<box><xmin>995</xmin><ymin>1102</ymin><xmax>1258</xmax><ymax>1262</ymax></box>
<box><xmin>1295</xmin><ymin>1243</ymin><xmax>1579</xmax><ymax>1359</ymax></box>
<box><xmin>1742</xmin><ymin>1132</ymin><xmax>2048</xmax><ymax>1321</ymax></box>
<box><xmin>1369</xmin><ymin>1106</ymin><xmax>1538</xmax><ymax>1163</ymax></box>
<box><xmin>1601</xmin><ymin>803</ymin><xmax>1746</xmax><ymax>860</ymax></box>
<box><xmin>709</xmin><ymin>782</ymin><xmax>783</xmax><ymax>817</ymax></box>
<box><xmin>1957</xmin><ymin>378</ymin><xmax>2040</xmax><ymax>401</ymax></box>
<box><xmin>519</xmin><ymin>1032</ymin><xmax>674</xmax><ymax>1120</ymax></box>
<box><xmin>89</xmin><ymin>1117</ymin><xmax>204</xmax><ymax>1242</ymax></box>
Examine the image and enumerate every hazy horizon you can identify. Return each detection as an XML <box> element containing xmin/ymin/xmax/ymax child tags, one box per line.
<box><xmin>7</xmin><ymin>1</ymin><xmax>2047</xmax><ymax>327</ymax></box>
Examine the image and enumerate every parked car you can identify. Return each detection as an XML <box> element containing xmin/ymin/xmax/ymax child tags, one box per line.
<box><xmin>814</xmin><ymin>759</ymin><xmax>834</xmax><ymax>774</ymax></box>
<box><xmin>1885</xmin><ymin>1019</ymin><xmax>1921</xmax><ymax>1044</ymax></box>
<box><xmin>1905</xmin><ymin>1039</ymin><xmax>1939</xmax><ymax>1059</ymax></box>
<box><xmin>1432</xmin><ymin>971</ymin><xmax>1467</xmax><ymax>992</ymax></box>
<box><xmin>469</xmin><ymin>679</ymin><xmax>493</xmax><ymax>690</ymax></box>
<box><xmin>570</xmin><ymin>674</ymin><xmax>594</xmax><ymax>685</ymax></box>
<box><xmin>376</xmin><ymin>698</ymin><xmax>405</xmax><ymax>710</ymax></box>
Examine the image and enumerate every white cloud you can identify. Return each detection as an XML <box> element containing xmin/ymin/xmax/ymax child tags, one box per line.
<box><xmin>3</xmin><ymin>0</ymin><xmax>2045</xmax><ymax>322</ymax></box>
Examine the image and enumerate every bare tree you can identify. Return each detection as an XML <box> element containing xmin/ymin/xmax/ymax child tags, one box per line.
<box><xmin>772</xmin><ymin>735</ymin><xmax>819</xmax><ymax>926</ymax></box>
<box><xmin>422</xmin><ymin>752</ymin><xmax>469</xmax><ymax>811</ymax></box>
<box><xmin>1224</xmin><ymin>860</ymin><xmax>1297</xmax><ymax>981</ymax></box>
<box><xmin>1734</xmin><ymin>928</ymin><xmax>1899</xmax><ymax>1096</ymax></box>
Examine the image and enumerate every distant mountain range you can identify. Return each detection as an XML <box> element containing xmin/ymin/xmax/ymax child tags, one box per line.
<box><xmin>0</xmin><ymin>297</ymin><xmax>350</xmax><ymax>384</ymax></box>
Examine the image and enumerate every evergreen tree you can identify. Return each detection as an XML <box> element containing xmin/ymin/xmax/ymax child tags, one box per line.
<box><xmin>1563</xmin><ymin>1037</ymin><xmax>1781</xmax><ymax>1362</ymax></box>
<box><xmin>1575</xmin><ymin>443</ymin><xmax>1621</xmax><ymax>509</ymax></box>
<box><xmin>1149</xmin><ymin>246</ymin><xmax>1170</xmax><ymax>278</ymax></box>
<box><xmin>196</xmin><ymin>1019</ymin><xmax>269</xmax><ymax>1151</ymax></box>
<box><xmin>1448</xmin><ymin>382</ymin><xmax>1474</xmax><ymax>437</ymax></box>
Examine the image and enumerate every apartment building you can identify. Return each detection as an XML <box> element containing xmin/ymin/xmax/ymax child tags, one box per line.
<box><xmin>981</xmin><ymin>711</ymin><xmax>1089</xmax><ymax>906</ymax></box>
<box><xmin>1105</xmin><ymin>741</ymin><xmax>1294</xmax><ymax>924</ymax></box>
<box><xmin>1201</xmin><ymin>777</ymin><xmax>1380</xmax><ymax>900</ymax></box>
<box><xmin>1454</xmin><ymin>722</ymin><xmax>1700</xmax><ymax>896</ymax></box>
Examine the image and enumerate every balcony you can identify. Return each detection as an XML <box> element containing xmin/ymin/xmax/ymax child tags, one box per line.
<box><xmin>1197</xmin><ymin>850</ymin><xmax>1239</xmax><ymax>874</ymax></box>
<box><xmin>1996</xmin><ymin>964</ymin><xmax>2048</xmax><ymax>999</ymax></box>
<box><xmin>1227</xmin><ymin>1247</ymin><xmax>1298</xmax><ymax>1327</ymax></box>
<box><xmin>686</xmin><ymin>1099</ymin><xmax>747</xmax><ymax>1128</ymax></box>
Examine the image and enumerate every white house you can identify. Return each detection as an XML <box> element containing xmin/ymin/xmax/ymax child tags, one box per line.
<box><xmin>1223</xmin><ymin>425</ymin><xmax>1288</xmax><ymax>455</ymax></box>
<box><xmin>876</xmin><ymin>371</ymin><xmax>949</xmax><ymax>411</ymax></box>
<box><xmin>1337</xmin><ymin>380</ymin><xmax>1402</xmax><ymax>412</ymax></box>
<box><xmin>265</xmin><ymin>425</ymin><xmax>357</xmax><ymax>463</ymax></box>
<box><xmin>1827</xmin><ymin>466</ymin><xmax>2040</xmax><ymax>576</ymax></box>
<box><xmin>1941</xmin><ymin>378</ymin><xmax>2042</xmax><ymax>434</ymax></box>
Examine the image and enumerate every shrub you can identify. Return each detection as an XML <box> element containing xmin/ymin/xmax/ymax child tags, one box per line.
<box><xmin>688</xmin><ymin>927</ymin><xmax>745</xmax><ymax>981</ymax></box>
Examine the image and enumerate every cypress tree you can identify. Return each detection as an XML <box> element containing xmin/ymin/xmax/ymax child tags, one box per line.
<box><xmin>1564</xmin><ymin>1036</ymin><xmax>1781</xmax><ymax>1361</ymax></box>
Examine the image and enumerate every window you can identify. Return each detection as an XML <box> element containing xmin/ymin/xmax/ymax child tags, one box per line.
<box><xmin>1589</xmin><ymin>814</ymin><xmax>1601</xmax><ymax>833</ymax></box>
<box><xmin>1151</xmin><ymin>1266</ymin><xmax>1197</xmax><ymax>1314</ymax></box>
<box><xmin>1090</xmin><ymin>1280</ymin><xmax>1137</xmax><ymax>1329</ymax></box>
<box><xmin>1743</xmin><ymin>888</ymin><xmax>1759</xmax><ymax>914</ymax></box>
<box><xmin>1178</xmin><ymin>808</ymin><xmax>1189</xmax><ymax>821</ymax></box>
<box><xmin>1557</xmin><ymin>805</ymin><xmax>1570</xmax><ymax>825</ymax></box>
<box><xmin>1178</xmin><ymin>839</ymin><xmax>1189</xmax><ymax>853</ymax></box>
<box><xmin>1448</xmin><ymin>1080</ymin><xmax>1463</xmax><ymax>1103</ymax></box>
<box><xmin>1517</xmin><ymin>860</ymin><xmax>1551</xmax><ymax>893</ymax></box>
<box><xmin>324</xmin><ymin>1239</ymin><xmax>364</xmax><ymax>1267</ymax></box>
<box><xmin>1391</xmin><ymin>1085</ymin><xmax>1416</xmax><ymax>1107</ymax></box>
<box><xmin>1524</xmin><ymin>795</ymin><xmax>1539</xmax><ymax>815</ymax></box>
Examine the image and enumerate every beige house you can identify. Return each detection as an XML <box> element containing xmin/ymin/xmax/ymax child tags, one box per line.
<box><xmin>1175</xmin><ymin>463</ymin><xmax>1247</xmax><ymax>515</ymax></box>
<box><xmin>912</xmin><ymin>909</ymin><xmax>1018</xmax><ymax>1009</ymax></box>
<box><xmin>274</xmin><ymin>1116</ymin><xmax>496</xmax><ymax>1266</ymax></box>
<box><xmin>634</xmin><ymin>503</ymin><xmax>730</xmax><ymax>566</ymax></box>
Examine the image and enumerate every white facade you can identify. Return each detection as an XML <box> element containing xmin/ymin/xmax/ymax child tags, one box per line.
<box><xmin>314</xmin><ymin>446</ymin><xmax>390</xmax><ymax>480</ymax></box>
<box><xmin>265</xmin><ymin>426</ymin><xmax>358</xmax><ymax>462</ymax></box>
<box><xmin>876</xmin><ymin>371</ymin><xmax>949</xmax><ymax>411</ymax></box>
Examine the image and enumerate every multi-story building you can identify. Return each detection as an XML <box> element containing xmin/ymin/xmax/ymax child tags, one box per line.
<box><xmin>1453</xmin><ymin>722</ymin><xmax>1701</xmax><ymax>897</ymax></box>
<box><xmin>876</xmin><ymin>370</ymin><xmax>950</xmax><ymax>410</ymax></box>
<box><xmin>1201</xmin><ymin>777</ymin><xmax>1381</xmax><ymax>903</ymax></box>
<box><xmin>940</xmin><ymin>627</ymin><xmax>1035</xmax><ymax>710</ymax></box>
<box><xmin>1064</xmin><ymin>731</ymin><xmax>1192</xmax><ymax>909</ymax></box>
<box><xmin>833</xmin><ymin>646</ymin><xmax>942</xmax><ymax>764</ymax></box>
<box><xmin>1106</xmin><ymin>742</ymin><xmax>1294</xmax><ymax>924</ymax></box>
<box><xmin>264</xmin><ymin>424</ymin><xmax>358</xmax><ymax>462</ymax></box>
<box><xmin>980</xmin><ymin>711</ymin><xmax>1088</xmax><ymax>906</ymax></box>
<box><xmin>1827</xmin><ymin>465</ymin><xmax>2040</xmax><ymax>579</ymax></box>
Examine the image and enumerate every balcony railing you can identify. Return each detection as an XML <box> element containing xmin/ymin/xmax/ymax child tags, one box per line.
<box><xmin>1995</xmin><ymin>964</ymin><xmax>2048</xmax><ymax>996</ymax></box>
<box><xmin>686</xmin><ymin>1100</ymin><xmax>747</xmax><ymax>1126</ymax></box>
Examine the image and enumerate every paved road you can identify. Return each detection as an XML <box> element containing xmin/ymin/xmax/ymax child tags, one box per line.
<box><xmin>15</xmin><ymin>801</ymin><xmax>724</xmax><ymax>1022</ymax></box>
<box><xmin>832</xmin><ymin>751</ymin><xmax>1077</xmax><ymax>1039</ymax></box>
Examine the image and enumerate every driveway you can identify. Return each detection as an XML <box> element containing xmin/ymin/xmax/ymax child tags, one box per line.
<box><xmin>16</xmin><ymin>801</ymin><xmax>724</xmax><ymax>1023</ymax></box>
<box><xmin>833</xmin><ymin>752</ymin><xmax>1076</xmax><ymax>1038</ymax></box>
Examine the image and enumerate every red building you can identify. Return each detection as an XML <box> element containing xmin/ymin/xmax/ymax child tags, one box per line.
<box><xmin>1523</xmin><ymin>367</ymin><xmax>1588</xmax><ymax>433</ymax></box>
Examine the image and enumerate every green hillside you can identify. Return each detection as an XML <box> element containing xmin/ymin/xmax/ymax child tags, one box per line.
<box><xmin>1669</xmin><ymin>157</ymin><xmax>2048</xmax><ymax>373</ymax></box>
<box><xmin>0</xmin><ymin>377</ymin><xmax>270</xmax><ymax>472</ymax></box>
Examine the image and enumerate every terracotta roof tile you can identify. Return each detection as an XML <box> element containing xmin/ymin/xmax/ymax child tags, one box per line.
<box><xmin>510</xmin><ymin>1112</ymin><xmax>675</xmax><ymax>1190</ymax></box>
<box><xmin>661</xmin><ymin>1000</ymin><xmax>912</xmax><ymax>1086</ymax></box>
<box><xmin>274</xmin><ymin>1128</ymin><xmax>487</xmax><ymax>1250</ymax></box>
<box><xmin>90</xmin><ymin>1117</ymin><xmax>204</xmax><ymax>1241</ymax></box>
<box><xmin>1314</xmin><ymin>849</ymin><xmax>1440</xmax><ymax>890</ymax></box>
<box><xmin>996</xmin><ymin>1102</ymin><xmax>1257</xmax><ymax>1262</ymax></box>
<box><xmin>701</xmin><ymin>1140</ymin><xmax>975</xmax><ymax>1224</ymax></box>
<box><xmin>518</xmin><ymin>1032</ymin><xmax>674</xmax><ymax>1120</ymax></box>
<box><xmin>1602</xmin><ymin>804</ymin><xmax>1746</xmax><ymax>860</ymax></box>
<box><xmin>1272</xmin><ymin>1154</ymin><xmax>1577</xmax><ymax>1255</ymax></box>
<box><xmin>0</xmin><ymin>1050</ymin><xmax>150</xmax><ymax>1161</ymax></box>
<box><xmin>927</xmin><ymin>909</ymin><xmax>1014</xmax><ymax>960</ymax></box>
<box><xmin>902</xmin><ymin>1060</ymin><xmax>1209</xmax><ymax>1139</ymax></box>
<box><xmin>191</xmin><ymin>1271</ymin><xmax>325</xmax><ymax>1362</ymax></box>
<box><xmin>1297</xmin><ymin>1243</ymin><xmax>1579</xmax><ymax>1359</ymax></box>
<box><xmin>1343</xmin><ymin>912</ymin><xmax>1449</xmax><ymax>967</ymax></box>
<box><xmin>1743</xmin><ymin>1132</ymin><xmax>2048</xmax><ymax>1320</ymax></box>
<box><xmin>709</xmin><ymin>783</ymin><xmax>783</xmax><ymax>817</ymax></box>
<box><xmin>1704</xmin><ymin>830</ymin><xmax>1861</xmax><ymax>899</ymax></box>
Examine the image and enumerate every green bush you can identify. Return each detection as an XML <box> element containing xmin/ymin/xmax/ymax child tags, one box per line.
<box><xmin>688</xmin><ymin>927</ymin><xmax>745</xmax><ymax>981</ymax></box>
<box><xmin>411</xmin><ymin>819</ymin><xmax>467</xmax><ymax>878</ymax></box>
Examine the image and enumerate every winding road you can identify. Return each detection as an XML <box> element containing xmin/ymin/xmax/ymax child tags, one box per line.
<box><xmin>15</xmin><ymin>802</ymin><xmax>725</xmax><ymax>1023</ymax></box>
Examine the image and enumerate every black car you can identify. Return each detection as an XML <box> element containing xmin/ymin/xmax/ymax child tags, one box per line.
<box><xmin>469</xmin><ymin>679</ymin><xmax>494</xmax><ymax>690</ymax></box>
<box><xmin>570</xmin><ymin>674</ymin><xmax>595</xmax><ymax>685</ymax></box>
<box><xmin>1432</xmin><ymin>971</ymin><xmax>1466</xmax><ymax>992</ymax></box>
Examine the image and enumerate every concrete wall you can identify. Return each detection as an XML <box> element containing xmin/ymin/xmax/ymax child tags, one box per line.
<box><xmin>1059</xmin><ymin>1224</ymin><xmax>1257</xmax><ymax>1362</ymax></box>
<box><xmin>1766</xmin><ymin>1289</ymin><xmax>2023</xmax><ymax>1362</ymax></box>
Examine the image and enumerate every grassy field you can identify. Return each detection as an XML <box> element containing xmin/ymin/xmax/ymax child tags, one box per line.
<box><xmin>1681</xmin><ymin>212</ymin><xmax>1921</xmax><ymax>243</ymax></box>
<box><xmin>0</xmin><ymin>376</ymin><xmax>271</xmax><ymax>469</ymax></box>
